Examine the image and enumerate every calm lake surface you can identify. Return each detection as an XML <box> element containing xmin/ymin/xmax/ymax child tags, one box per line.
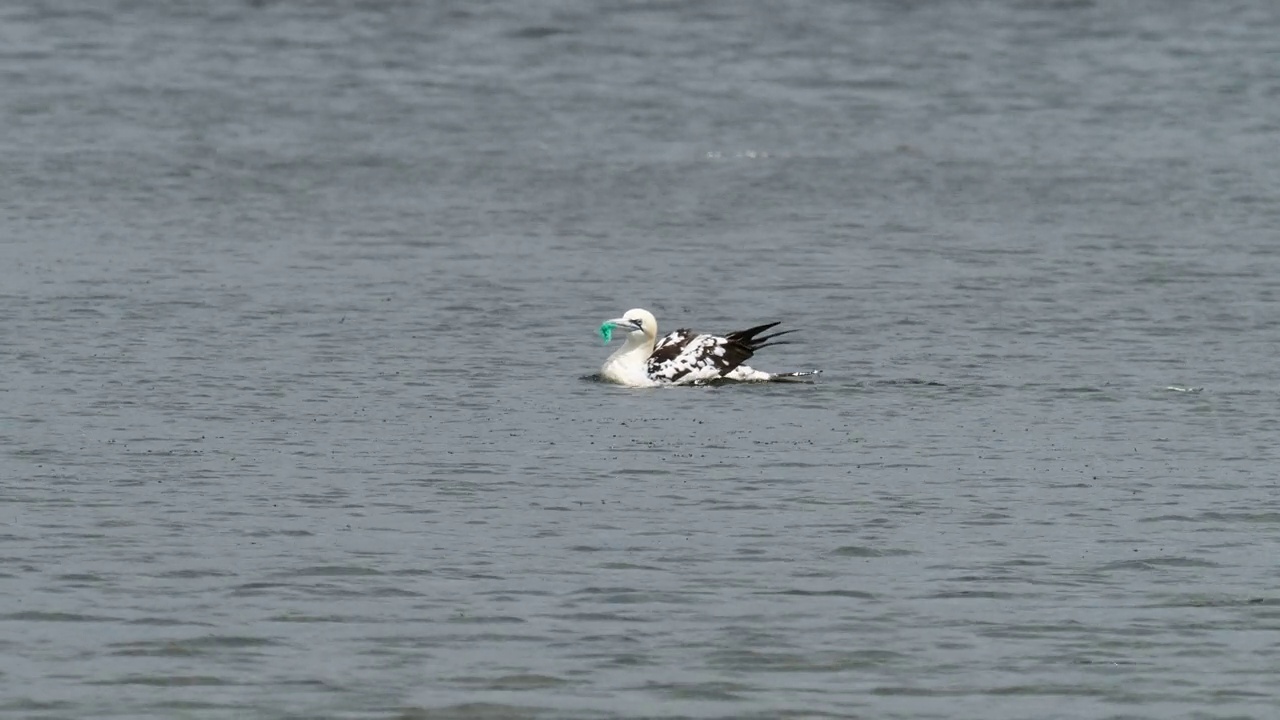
<box><xmin>3</xmin><ymin>1</ymin><xmax>1280</xmax><ymax>718</ymax></box>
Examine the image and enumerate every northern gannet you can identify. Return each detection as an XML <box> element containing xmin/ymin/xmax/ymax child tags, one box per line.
<box><xmin>598</xmin><ymin>308</ymin><xmax>819</xmax><ymax>387</ymax></box>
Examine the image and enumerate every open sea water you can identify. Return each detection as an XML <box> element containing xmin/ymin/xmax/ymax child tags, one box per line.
<box><xmin>3</xmin><ymin>1</ymin><xmax>1280</xmax><ymax>718</ymax></box>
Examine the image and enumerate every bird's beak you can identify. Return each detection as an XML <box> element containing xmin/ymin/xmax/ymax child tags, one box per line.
<box><xmin>600</xmin><ymin>317</ymin><xmax>643</xmax><ymax>344</ymax></box>
<box><xmin>606</xmin><ymin>318</ymin><xmax>643</xmax><ymax>332</ymax></box>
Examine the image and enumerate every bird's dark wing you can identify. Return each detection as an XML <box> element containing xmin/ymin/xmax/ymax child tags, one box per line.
<box><xmin>646</xmin><ymin>328</ymin><xmax>755</xmax><ymax>384</ymax></box>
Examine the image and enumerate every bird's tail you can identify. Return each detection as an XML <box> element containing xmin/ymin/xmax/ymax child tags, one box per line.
<box><xmin>769</xmin><ymin>369</ymin><xmax>822</xmax><ymax>382</ymax></box>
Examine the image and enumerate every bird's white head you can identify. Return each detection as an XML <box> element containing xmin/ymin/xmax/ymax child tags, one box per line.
<box><xmin>600</xmin><ymin>308</ymin><xmax>657</xmax><ymax>344</ymax></box>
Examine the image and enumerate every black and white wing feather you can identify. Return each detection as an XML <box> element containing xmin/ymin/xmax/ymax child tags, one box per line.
<box><xmin>646</xmin><ymin>330</ymin><xmax>748</xmax><ymax>384</ymax></box>
<box><xmin>645</xmin><ymin>322</ymin><xmax>794</xmax><ymax>385</ymax></box>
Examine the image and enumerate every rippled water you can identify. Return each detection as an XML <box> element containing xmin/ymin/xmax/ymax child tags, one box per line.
<box><xmin>4</xmin><ymin>1</ymin><xmax>1280</xmax><ymax>718</ymax></box>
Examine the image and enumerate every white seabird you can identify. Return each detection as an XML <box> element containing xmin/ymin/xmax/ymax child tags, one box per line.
<box><xmin>598</xmin><ymin>308</ymin><xmax>819</xmax><ymax>387</ymax></box>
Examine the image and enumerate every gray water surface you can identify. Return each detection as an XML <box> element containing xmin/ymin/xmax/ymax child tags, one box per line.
<box><xmin>3</xmin><ymin>1</ymin><xmax>1280</xmax><ymax>718</ymax></box>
